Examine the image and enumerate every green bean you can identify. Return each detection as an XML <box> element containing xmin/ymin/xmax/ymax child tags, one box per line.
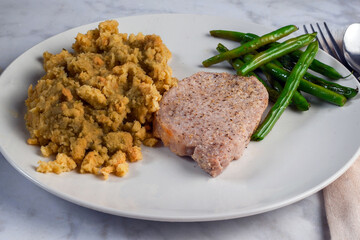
<box><xmin>278</xmin><ymin>57</ymin><xmax>358</xmax><ymax>99</ymax></box>
<box><xmin>256</xmin><ymin>60</ymin><xmax>347</xmax><ymax>106</ymax></box>
<box><xmin>260</xmin><ymin>66</ymin><xmax>310</xmax><ymax>111</ymax></box>
<box><xmin>276</xmin><ymin>56</ymin><xmax>358</xmax><ymax>99</ymax></box>
<box><xmin>268</xmin><ymin>74</ymin><xmax>284</xmax><ymax>92</ymax></box>
<box><xmin>255</xmin><ymin>51</ymin><xmax>310</xmax><ymax>111</ymax></box>
<box><xmin>238</xmin><ymin>33</ymin><xmax>317</xmax><ymax>75</ymax></box>
<box><xmin>288</xmin><ymin>50</ymin><xmax>343</xmax><ymax>79</ymax></box>
<box><xmin>202</xmin><ymin>25</ymin><xmax>298</xmax><ymax>67</ymax></box>
<box><xmin>210</xmin><ymin>30</ymin><xmax>344</xmax><ymax>79</ymax></box>
<box><xmin>263</xmin><ymin>71</ymin><xmax>293</xmax><ymax>105</ymax></box>
<box><xmin>252</xmin><ymin>41</ymin><xmax>319</xmax><ymax>141</ymax></box>
<box><xmin>302</xmin><ymin>73</ymin><xmax>358</xmax><ymax>99</ymax></box>
<box><xmin>267</xmin><ymin>55</ymin><xmax>311</xmax><ymax>110</ymax></box>
<box><xmin>256</xmin><ymin>74</ymin><xmax>281</xmax><ymax>104</ymax></box>
<box><xmin>210</xmin><ymin>30</ymin><xmax>248</xmax><ymax>42</ymax></box>
<box><xmin>277</xmin><ymin>55</ymin><xmax>295</xmax><ymax>70</ymax></box>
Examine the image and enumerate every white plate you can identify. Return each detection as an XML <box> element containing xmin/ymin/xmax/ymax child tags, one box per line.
<box><xmin>1</xmin><ymin>14</ymin><xmax>360</xmax><ymax>222</ymax></box>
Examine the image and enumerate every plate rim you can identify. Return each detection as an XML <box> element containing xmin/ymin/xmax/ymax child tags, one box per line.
<box><xmin>1</xmin><ymin>13</ymin><xmax>360</xmax><ymax>222</ymax></box>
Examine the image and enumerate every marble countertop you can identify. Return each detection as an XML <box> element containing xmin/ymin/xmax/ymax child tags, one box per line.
<box><xmin>1</xmin><ymin>0</ymin><xmax>359</xmax><ymax>239</ymax></box>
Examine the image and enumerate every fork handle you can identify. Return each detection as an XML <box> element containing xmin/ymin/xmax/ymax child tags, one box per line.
<box><xmin>353</xmin><ymin>71</ymin><xmax>360</xmax><ymax>82</ymax></box>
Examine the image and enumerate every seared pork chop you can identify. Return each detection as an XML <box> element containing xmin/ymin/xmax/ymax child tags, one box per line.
<box><xmin>154</xmin><ymin>72</ymin><xmax>268</xmax><ymax>177</ymax></box>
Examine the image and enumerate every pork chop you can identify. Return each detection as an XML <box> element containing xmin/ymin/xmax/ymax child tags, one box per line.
<box><xmin>153</xmin><ymin>72</ymin><xmax>268</xmax><ymax>177</ymax></box>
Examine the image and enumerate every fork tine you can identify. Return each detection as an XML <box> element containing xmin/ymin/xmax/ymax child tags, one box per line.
<box><xmin>309</xmin><ymin>24</ymin><xmax>324</xmax><ymax>51</ymax></box>
<box><xmin>304</xmin><ymin>24</ymin><xmax>324</xmax><ymax>50</ymax></box>
<box><xmin>323</xmin><ymin>22</ymin><xmax>348</xmax><ymax>64</ymax></box>
<box><xmin>315</xmin><ymin>23</ymin><xmax>339</xmax><ymax>60</ymax></box>
<box><xmin>303</xmin><ymin>25</ymin><xmax>309</xmax><ymax>34</ymax></box>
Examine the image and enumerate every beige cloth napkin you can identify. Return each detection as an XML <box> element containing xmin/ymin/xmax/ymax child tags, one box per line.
<box><xmin>323</xmin><ymin>157</ymin><xmax>360</xmax><ymax>239</ymax></box>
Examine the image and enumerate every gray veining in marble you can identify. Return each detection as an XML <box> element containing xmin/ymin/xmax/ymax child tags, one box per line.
<box><xmin>1</xmin><ymin>0</ymin><xmax>359</xmax><ymax>239</ymax></box>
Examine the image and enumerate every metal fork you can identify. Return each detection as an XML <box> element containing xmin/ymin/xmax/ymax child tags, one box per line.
<box><xmin>303</xmin><ymin>22</ymin><xmax>360</xmax><ymax>80</ymax></box>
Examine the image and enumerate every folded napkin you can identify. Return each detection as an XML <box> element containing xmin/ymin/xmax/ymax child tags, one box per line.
<box><xmin>323</xmin><ymin>157</ymin><xmax>360</xmax><ymax>240</ymax></box>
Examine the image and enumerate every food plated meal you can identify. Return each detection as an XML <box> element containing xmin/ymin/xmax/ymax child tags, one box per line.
<box><xmin>24</xmin><ymin>19</ymin><xmax>358</xmax><ymax>179</ymax></box>
<box><xmin>1</xmin><ymin>15</ymin><xmax>359</xmax><ymax>221</ymax></box>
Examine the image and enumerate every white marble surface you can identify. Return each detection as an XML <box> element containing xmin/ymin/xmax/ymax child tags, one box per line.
<box><xmin>0</xmin><ymin>0</ymin><xmax>359</xmax><ymax>239</ymax></box>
